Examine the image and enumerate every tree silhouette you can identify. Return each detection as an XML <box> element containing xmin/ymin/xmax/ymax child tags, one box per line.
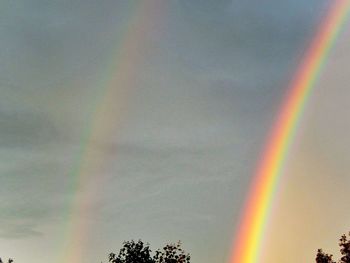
<box><xmin>153</xmin><ymin>241</ymin><xmax>190</xmax><ymax>263</ymax></box>
<box><xmin>317</xmin><ymin>232</ymin><xmax>350</xmax><ymax>263</ymax></box>
<box><xmin>339</xmin><ymin>233</ymin><xmax>350</xmax><ymax>263</ymax></box>
<box><xmin>106</xmin><ymin>240</ymin><xmax>190</xmax><ymax>263</ymax></box>
<box><xmin>316</xmin><ymin>249</ymin><xmax>335</xmax><ymax>263</ymax></box>
<box><xmin>108</xmin><ymin>240</ymin><xmax>154</xmax><ymax>263</ymax></box>
<box><xmin>0</xmin><ymin>258</ymin><xmax>14</xmax><ymax>263</ymax></box>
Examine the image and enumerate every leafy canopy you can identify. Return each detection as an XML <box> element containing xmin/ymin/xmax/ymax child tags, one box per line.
<box><xmin>316</xmin><ymin>232</ymin><xmax>350</xmax><ymax>263</ymax></box>
<box><xmin>107</xmin><ymin>240</ymin><xmax>190</xmax><ymax>263</ymax></box>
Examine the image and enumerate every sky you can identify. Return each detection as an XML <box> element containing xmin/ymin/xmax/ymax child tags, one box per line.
<box><xmin>0</xmin><ymin>0</ymin><xmax>349</xmax><ymax>262</ymax></box>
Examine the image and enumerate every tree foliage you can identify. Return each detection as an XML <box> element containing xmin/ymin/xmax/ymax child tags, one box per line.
<box><xmin>339</xmin><ymin>233</ymin><xmax>350</xmax><ymax>263</ymax></box>
<box><xmin>154</xmin><ymin>242</ymin><xmax>190</xmax><ymax>263</ymax></box>
<box><xmin>316</xmin><ymin>249</ymin><xmax>335</xmax><ymax>263</ymax></box>
<box><xmin>317</xmin><ymin>232</ymin><xmax>350</xmax><ymax>263</ymax></box>
<box><xmin>107</xmin><ymin>240</ymin><xmax>190</xmax><ymax>263</ymax></box>
<box><xmin>108</xmin><ymin>240</ymin><xmax>154</xmax><ymax>263</ymax></box>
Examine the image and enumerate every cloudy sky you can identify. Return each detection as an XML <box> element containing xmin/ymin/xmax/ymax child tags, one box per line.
<box><xmin>1</xmin><ymin>0</ymin><xmax>349</xmax><ymax>262</ymax></box>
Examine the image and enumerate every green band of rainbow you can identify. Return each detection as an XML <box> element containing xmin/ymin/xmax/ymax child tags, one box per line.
<box><xmin>229</xmin><ymin>1</ymin><xmax>350</xmax><ymax>262</ymax></box>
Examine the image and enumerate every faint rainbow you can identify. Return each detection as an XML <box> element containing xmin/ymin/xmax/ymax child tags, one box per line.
<box><xmin>229</xmin><ymin>1</ymin><xmax>350</xmax><ymax>263</ymax></box>
<box><xmin>58</xmin><ymin>1</ymin><xmax>165</xmax><ymax>262</ymax></box>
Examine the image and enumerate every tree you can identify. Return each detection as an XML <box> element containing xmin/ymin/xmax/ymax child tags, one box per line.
<box><xmin>339</xmin><ymin>233</ymin><xmax>350</xmax><ymax>263</ymax></box>
<box><xmin>316</xmin><ymin>232</ymin><xmax>350</xmax><ymax>263</ymax></box>
<box><xmin>106</xmin><ymin>240</ymin><xmax>190</xmax><ymax>263</ymax></box>
<box><xmin>315</xmin><ymin>249</ymin><xmax>335</xmax><ymax>263</ymax></box>
<box><xmin>0</xmin><ymin>258</ymin><xmax>14</xmax><ymax>263</ymax></box>
<box><xmin>108</xmin><ymin>240</ymin><xmax>154</xmax><ymax>263</ymax></box>
<box><xmin>153</xmin><ymin>241</ymin><xmax>190</xmax><ymax>263</ymax></box>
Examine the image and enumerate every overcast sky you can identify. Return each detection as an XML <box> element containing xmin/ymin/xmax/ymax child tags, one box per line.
<box><xmin>2</xmin><ymin>1</ymin><xmax>349</xmax><ymax>263</ymax></box>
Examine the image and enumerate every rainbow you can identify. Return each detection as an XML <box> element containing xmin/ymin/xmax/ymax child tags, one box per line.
<box><xmin>229</xmin><ymin>1</ymin><xmax>350</xmax><ymax>263</ymax></box>
<box><xmin>58</xmin><ymin>1</ymin><xmax>165</xmax><ymax>262</ymax></box>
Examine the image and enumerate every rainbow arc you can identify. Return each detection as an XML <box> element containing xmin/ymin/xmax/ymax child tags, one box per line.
<box><xmin>229</xmin><ymin>1</ymin><xmax>350</xmax><ymax>262</ymax></box>
<box><xmin>59</xmin><ymin>1</ymin><xmax>165</xmax><ymax>262</ymax></box>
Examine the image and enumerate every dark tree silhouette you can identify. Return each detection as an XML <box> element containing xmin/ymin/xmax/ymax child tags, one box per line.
<box><xmin>0</xmin><ymin>258</ymin><xmax>14</xmax><ymax>263</ymax></box>
<box><xmin>339</xmin><ymin>233</ymin><xmax>350</xmax><ymax>263</ymax></box>
<box><xmin>106</xmin><ymin>240</ymin><xmax>190</xmax><ymax>263</ymax></box>
<box><xmin>316</xmin><ymin>249</ymin><xmax>335</xmax><ymax>263</ymax></box>
<box><xmin>108</xmin><ymin>240</ymin><xmax>154</xmax><ymax>263</ymax></box>
<box><xmin>317</xmin><ymin>232</ymin><xmax>350</xmax><ymax>263</ymax></box>
<box><xmin>153</xmin><ymin>241</ymin><xmax>190</xmax><ymax>263</ymax></box>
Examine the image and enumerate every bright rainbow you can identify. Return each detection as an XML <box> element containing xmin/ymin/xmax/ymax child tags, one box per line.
<box><xmin>58</xmin><ymin>1</ymin><xmax>165</xmax><ymax>262</ymax></box>
<box><xmin>229</xmin><ymin>1</ymin><xmax>350</xmax><ymax>263</ymax></box>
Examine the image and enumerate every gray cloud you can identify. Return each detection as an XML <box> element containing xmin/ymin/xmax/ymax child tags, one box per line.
<box><xmin>0</xmin><ymin>222</ymin><xmax>42</xmax><ymax>239</ymax></box>
<box><xmin>0</xmin><ymin>0</ymin><xmax>332</xmax><ymax>262</ymax></box>
<box><xmin>0</xmin><ymin>109</ymin><xmax>59</xmax><ymax>148</ymax></box>
<box><xmin>0</xmin><ymin>154</ymin><xmax>76</xmax><ymax>238</ymax></box>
